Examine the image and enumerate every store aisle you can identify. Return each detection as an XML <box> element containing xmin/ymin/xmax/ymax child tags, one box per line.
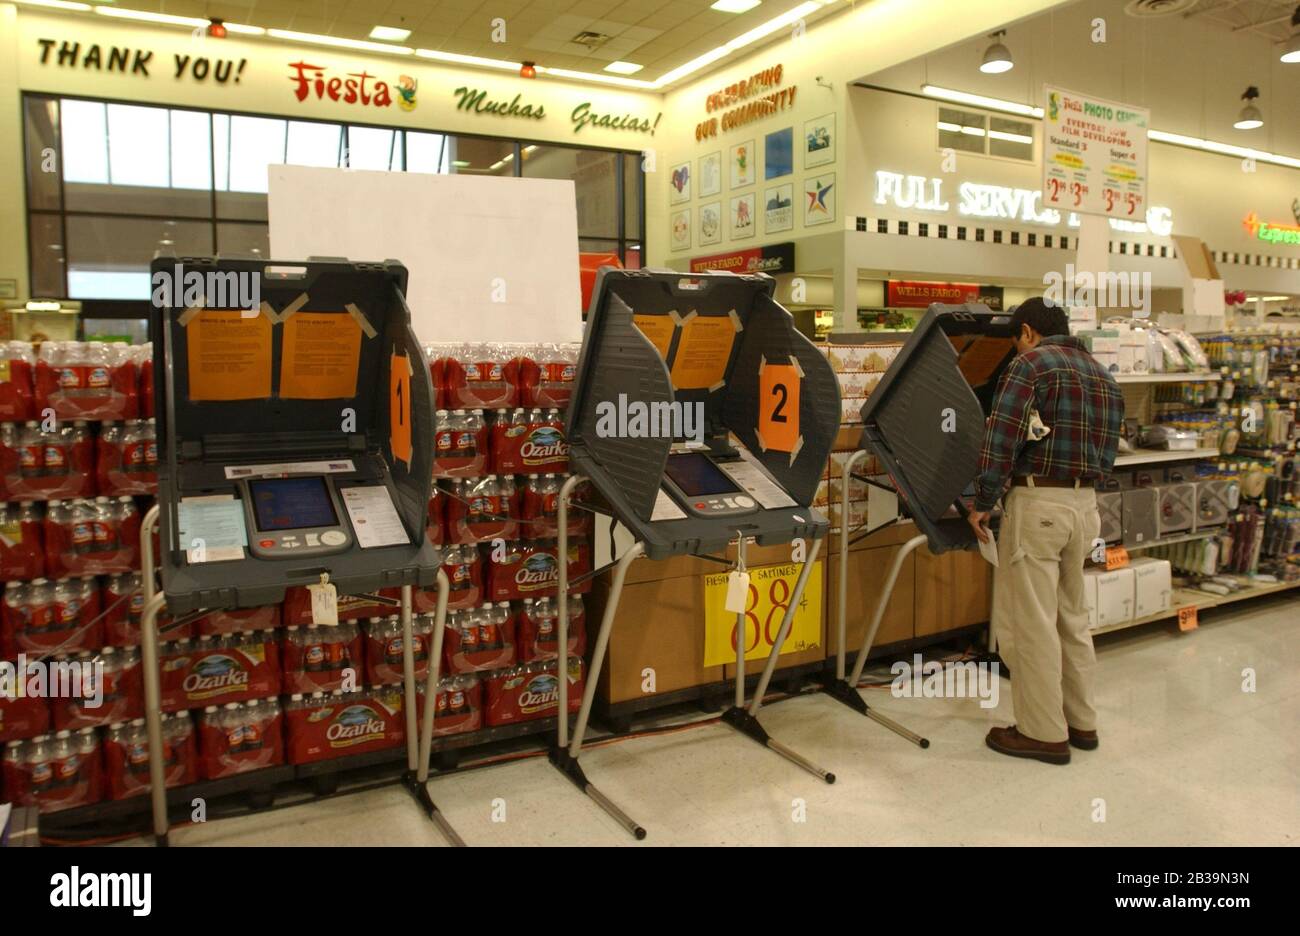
<box><xmin>124</xmin><ymin>596</ymin><xmax>1297</xmax><ymax>847</ymax></box>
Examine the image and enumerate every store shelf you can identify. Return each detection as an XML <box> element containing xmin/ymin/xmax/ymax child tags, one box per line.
<box><xmin>1092</xmin><ymin>577</ymin><xmax>1300</xmax><ymax>636</ymax></box>
<box><xmin>1114</xmin><ymin>372</ymin><xmax>1221</xmax><ymax>384</ymax></box>
<box><xmin>1125</xmin><ymin>529</ymin><xmax>1219</xmax><ymax>551</ymax></box>
<box><xmin>1113</xmin><ymin>447</ymin><xmax>1219</xmax><ymax>467</ymax></box>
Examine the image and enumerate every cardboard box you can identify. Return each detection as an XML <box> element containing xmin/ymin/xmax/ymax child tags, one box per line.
<box><xmin>1078</xmin><ymin>329</ymin><xmax>1120</xmax><ymax>354</ymax></box>
<box><xmin>1091</xmin><ymin>351</ymin><xmax>1119</xmax><ymax>374</ymax></box>
<box><xmin>1083</xmin><ymin>568</ymin><xmax>1100</xmax><ymax>630</ymax></box>
<box><xmin>1093</xmin><ymin>568</ymin><xmax>1135</xmax><ymax>628</ymax></box>
<box><xmin>1130</xmin><ymin>557</ymin><xmax>1172</xmax><ymax>618</ymax></box>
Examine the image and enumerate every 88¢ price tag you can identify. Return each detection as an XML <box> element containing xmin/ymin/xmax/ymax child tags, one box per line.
<box><xmin>703</xmin><ymin>561</ymin><xmax>823</xmax><ymax>666</ymax></box>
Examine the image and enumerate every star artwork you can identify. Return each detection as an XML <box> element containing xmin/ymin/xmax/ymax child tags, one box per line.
<box><xmin>807</xmin><ymin>181</ymin><xmax>833</xmax><ymax>213</ymax></box>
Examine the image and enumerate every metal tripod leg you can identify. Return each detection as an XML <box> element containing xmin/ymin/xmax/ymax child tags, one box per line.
<box><xmin>406</xmin><ymin>569</ymin><xmax>464</xmax><ymax>846</ymax></box>
<box><xmin>138</xmin><ymin>504</ymin><xmax>171</xmax><ymax>846</ymax></box>
<box><xmin>553</xmin><ymin>478</ymin><xmax>647</xmax><ymax>840</ymax></box>
<box><xmin>826</xmin><ymin>461</ymin><xmax>930</xmax><ymax>747</ymax></box>
<box><xmin>722</xmin><ymin>537</ymin><xmax>835</xmax><ymax>784</ymax></box>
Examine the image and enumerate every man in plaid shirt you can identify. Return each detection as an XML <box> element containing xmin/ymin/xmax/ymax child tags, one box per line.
<box><xmin>966</xmin><ymin>297</ymin><xmax>1123</xmax><ymax>765</ymax></box>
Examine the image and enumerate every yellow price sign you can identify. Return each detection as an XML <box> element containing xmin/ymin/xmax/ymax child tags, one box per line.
<box><xmin>703</xmin><ymin>561</ymin><xmax>822</xmax><ymax>667</ymax></box>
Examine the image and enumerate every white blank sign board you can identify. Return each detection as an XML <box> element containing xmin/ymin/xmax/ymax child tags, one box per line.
<box><xmin>268</xmin><ymin>166</ymin><xmax>583</xmax><ymax>343</ymax></box>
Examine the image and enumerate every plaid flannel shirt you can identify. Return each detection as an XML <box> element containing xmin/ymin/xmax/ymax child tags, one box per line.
<box><xmin>974</xmin><ymin>335</ymin><xmax>1124</xmax><ymax>511</ymax></box>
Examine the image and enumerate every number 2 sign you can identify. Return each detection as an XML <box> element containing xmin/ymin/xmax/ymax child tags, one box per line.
<box><xmin>758</xmin><ymin>359</ymin><xmax>800</xmax><ymax>454</ymax></box>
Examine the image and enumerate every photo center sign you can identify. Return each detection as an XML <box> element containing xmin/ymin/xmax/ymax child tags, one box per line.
<box><xmin>1042</xmin><ymin>85</ymin><xmax>1149</xmax><ymax>221</ymax></box>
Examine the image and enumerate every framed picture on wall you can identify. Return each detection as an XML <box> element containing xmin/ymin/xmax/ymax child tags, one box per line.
<box><xmin>764</xmin><ymin>183</ymin><xmax>794</xmax><ymax>233</ymax></box>
<box><xmin>803</xmin><ymin>173</ymin><xmax>835</xmax><ymax>227</ymax></box>
<box><xmin>699</xmin><ymin>201</ymin><xmax>722</xmax><ymax>246</ymax></box>
<box><xmin>803</xmin><ymin>113</ymin><xmax>835</xmax><ymax>169</ymax></box>
<box><xmin>670</xmin><ymin>161</ymin><xmax>691</xmax><ymax>204</ymax></box>
<box><xmin>699</xmin><ymin>151</ymin><xmax>721</xmax><ymax>197</ymax></box>
<box><xmin>729</xmin><ymin>140</ymin><xmax>754</xmax><ymax>189</ymax></box>
<box><xmin>671</xmin><ymin>208</ymin><xmax>691</xmax><ymax>250</ymax></box>
<box><xmin>730</xmin><ymin>192</ymin><xmax>756</xmax><ymax>240</ymax></box>
<box><xmin>764</xmin><ymin>128</ymin><xmax>793</xmax><ymax>180</ymax></box>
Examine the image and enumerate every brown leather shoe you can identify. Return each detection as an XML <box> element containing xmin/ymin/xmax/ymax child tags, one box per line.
<box><xmin>985</xmin><ymin>725</ymin><xmax>1070</xmax><ymax>765</ymax></box>
<box><xmin>1068</xmin><ymin>726</ymin><xmax>1099</xmax><ymax>751</ymax></box>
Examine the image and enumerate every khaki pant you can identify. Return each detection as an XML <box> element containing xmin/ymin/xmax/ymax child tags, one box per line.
<box><xmin>991</xmin><ymin>483</ymin><xmax>1101</xmax><ymax>744</ymax></box>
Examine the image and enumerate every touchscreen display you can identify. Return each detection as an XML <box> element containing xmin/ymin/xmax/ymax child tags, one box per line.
<box><xmin>249</xmin><ymin>476</ymin><xmax>338</xmax><ymax>531</ymax></box>
<box><xmin>664</xmin><ymin>452</ymin><xmax>742</xmax><ymax>497</ymax></box>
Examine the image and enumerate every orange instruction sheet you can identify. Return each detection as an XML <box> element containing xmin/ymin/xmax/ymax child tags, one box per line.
<box><xmin>279</xmin><ymin>312</ymin><xmax>363</xmax><ymax>399</ymax></box>
<box><xmin>632</xmin><ymin>313</ymin><xmax>676</xmax><ymax>361</ymax></box>
<box><xmin>670</xmin><ymin>314</ymin><xmax>736</xmax><ymax>390</ymax></box>
<box><xmin>186</xmin><ymin>311</ymin><xmax>272</xmax><ymax>401</ymax></box>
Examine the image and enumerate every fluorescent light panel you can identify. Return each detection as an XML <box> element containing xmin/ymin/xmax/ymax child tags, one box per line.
<box><xmin>16</xmin><ymin>0</ymin><xmax>92</xmax><ymax>11</ymax></box>
<box><xmin>711</xmin><ymin>0</ymin><xmax>763</xmax><ymax>12</ymax></box>
<box><xmin>369</xmin><ymin>26</ymin><xmax>412</xmax><ymax>42</ymax></box>
<box><xmin>268</xmin><ymin>29</ymin><xmax>414</xmax><ymax>55</ymax></box>
<box><xmin>604</xmin><ymin>60</ymin><xmax>644</xmax><ymax>75</ymax></box>
<box><xmin>95</xmin><ymin>7</ymin><xmax>209</xmax><ymax>27</ymax></box>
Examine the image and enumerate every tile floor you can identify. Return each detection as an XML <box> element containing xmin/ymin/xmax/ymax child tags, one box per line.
<box><xmin>126</xmin><ymin>595</ymin><xmax>1298</xmax><ymax>846</ymax></box>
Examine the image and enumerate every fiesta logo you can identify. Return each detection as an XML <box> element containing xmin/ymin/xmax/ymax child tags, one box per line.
<box><xmin>519</xmin><ymin>673</ymin><xmax>559</xmax><ymax>711</ymax></box>
<box><xmin>520</xmin><ymin>427</ymin><xmax>567</xmax><ymax>461</ymax></box>
<box><xmin>181</xmin><ymin>655</ymin><xmax>249</xmax><ymax>693</ymax></box>
<box><xmin>326</xmin><ymin>705</ymin><xmax>386</xmax><ymax>744</ymax></box>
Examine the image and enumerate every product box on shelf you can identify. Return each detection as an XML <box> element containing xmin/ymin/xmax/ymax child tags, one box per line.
<box><xmin>414</xmin><ymin>674</ymin><xmax>482</xmax><ymax>737</ymax></box>
<box><xmin>491</xmin><ymin>408</ymin><xmax>569</xmax><ymax>474</ymax></box>
<box><xmin>1</xmin><ymin>576</ymin><xmax>102</xmax><ymax>658</ymax></box>
<box><xmin>1130</xmin><ymin>557</ymin><xmax>1173</xmax><ymax>618</ymax></box>
<box><xmin>432</xmin><ymin>409</ymin><xmax>490</xmax><ymax>479</ymax></box>
<box><xmin>160</xmin><ymin>632</ymin><xmax>281</xmax><ymax>712</ymax></box>
<box><xmin>486</xmin><ymin>538</ymin><xmax>592</xmax><ymax>602</ymax></box>
<box><xmin>95</xmin><ymin>419</ymin><xmax>158</xmax><ymax>495</ymax></box>
<box><xmin>43</xmin><ymin>496</ymin><xmax>140</xmax><ymax>577</ymax></box>
<box><xmin>1083</xmin><ymin>569</ymin><xmax>1100</xmax><ymax>630</ymax></box>
<box><xmin>101</xmin><ymin>572</ymin><xmax>191</xmax><ymax>646</ymax></box>
<box><xmin>283</xmin><ymin>687</ymin><xmax>403</xmax><ymax>766</ymax></box>
<box><xmin>1</xmin><ymin>727</ymin><xmax>103</xmax><ymax>812</ymax></box>
<box><xmin>445</xmin><ymin>475</ymin><xmax>520</xmax><ymax>544</ymax></box>
<box><xmin>50</xmin><ymin>645</ymin><xmax>143</xmax><ymax>730</ymax></box>
<box><xmin>363</xmin><ymin>614</ymin><xmax>433</xmax><ymax>686</ymax></box>
<box><xmin>103</xmin><ymin>712</ymin><xmax>198</xmax><ymax>800</ymax></box>
<box><xmin>0</xmin><ymin>421</ymin><xmax>95</xmax><ymax>501</ymax></box>
<box><xmin>0</xmin><ymin>501</ymin><xmax>44</xmax><ymax>580</ymax></box>
<box><xmin>1092</xmin><ymin>567</ymin><xmax>1135</xmax><ymax>628</ymax></box>
<box><xmin>516</xmin><ymin>594</ymin><xmax>586</xmax><ymax>663</ymax></box>
<box><xmin>518</xmin><ymin>342</ymin><xmax>579</xmax><ymax>408</ymax></box>
<box><xmin>443</xmin><ymin>603</ymin><xmax>515</xmax><ymax>674</ymax></box>
<box><xmin>282</xmin><ymin>586</ymin><xmax>397</xmax><ymax>626</ymax></box>
<box><xmin>194</xmin><ymin>604</ymin><xmax>280</xmax><ymax>637</ymax></box>
<box><xmin>197</xmin><ymin>697</ymin><xmax>284</xmax><ymax>780</ymax></box>
<box><xmin>430</xmin><ymin>342</ymin><xmax>519</xmax><ymax>410</ymax></box>
<box><xmin>281</xmin><ymin>622</ymin><xmax>365</xmax><ymax>694</ymax></box>
<box><xmin>483</xmin><ymin>657</ymin><xmax>583</xmax><ymax>727</ymax></box>
<box><xmin>519</xmin><ymin>474</ymin><xmax>591</xmax><ymax>539</ymax></box>
<box><xmin>0</xmin><ymin>689</ymin><xmax>50</xmax><ymax>742</ymax></box>
<box><xmin>442</xmin><ymin>544</ymin><xmax>484</xmax><ymax>611</ymax></box>
<box><xmin>34</xmin><ymin>341</ymin><xmax>139</xmax><ymax>422</ymax></box>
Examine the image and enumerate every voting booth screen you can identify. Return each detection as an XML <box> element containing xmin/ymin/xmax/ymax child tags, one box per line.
<box><xmin>859</xmin><ymin>303</ymin><xmax>1017</xmax><ymax>554</ymax></box>
<box><xmin>151</xmin><ymin>256</ymin><xmax>439</xmax><ymax>613</ymax></box>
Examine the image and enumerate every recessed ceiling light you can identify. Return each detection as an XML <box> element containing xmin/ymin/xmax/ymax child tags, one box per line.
<box><xmin>604</xmin><ymin>61</ymin><xmax>644</xmax><ymax>75</ymax></box>
<box><xmin>369</xmin><ymin>26</ymin><xmax>412</xmax><ymax>42</ymax></box>
<box><xmin>711</xmin><ymin>0</ymin><xmax>762</xmax><ymax>13</ymax></box>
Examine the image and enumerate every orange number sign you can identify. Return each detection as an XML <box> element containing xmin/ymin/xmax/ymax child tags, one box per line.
<box><xmin>759</xmin><ymin>363</ymin><xmax>800</xmax><ymax>453</ymax></box>
<box><xmin>389</xmin><ymin>350</ymin><xmax>412</xmax><ymax>469</ymax></box>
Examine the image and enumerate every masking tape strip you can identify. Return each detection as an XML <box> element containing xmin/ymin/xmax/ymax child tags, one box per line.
<box><xmin>258</xmin><ymin>300</ymin><xmax>279</xmax><ymax>324</ymax></box>
<box><xmin>675</xmin><ymin>309</ymin><xmax>697</xmax><ymax>326</ymax></box>
<box><xmin>728</xmin><ymin>308</ymin><xmax>743</xmax><ymax>331</ymax></box>
<box><xmin>789</xmin><ymin>354</ymin><xmax>805</xmax><ymax>378</ymax></box>
<box><xmin>708</xmin><ymin>378</ymin><xmax>726</xmax><ymax>393</ymax></box>
<box><xmin>278</xmin><ymin>292</ymin><xmax>310</xmax><ymax>323</ymax></box>
<box><xmin>177</xmin><ymin>305</ymin><xmax>204</xmax><ymax>327</ymax></box>
<box><xmin>755</xmin><ymin>426</ymin><xmax>769</xmax><ymax>452</ymax></box>
<box><xmin>789</xmin><ymin>434</ymin><xmax>805</xmax><ymax>466</ymax></box>
<box><xmin>346</xmin><ymin>302</ymin><xmax>379</xmax><ymax>339</ymax></box>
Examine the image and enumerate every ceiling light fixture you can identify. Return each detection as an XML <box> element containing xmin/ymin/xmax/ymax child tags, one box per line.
<box><xmin>979</xmin><ymin>30</ymin><xmax>1014</xmax><ymax>74</ymax></box>
<box><xmin>95</xmin><ymin>7</ymin><xmax>209</xmax><ymax>27</ymax></box>
<box><xmin>15</xmin><ymin>0</ymin><xmax>92</xmax><ymax>11</ymax></box>
<box><xmin>1281</xmin><ymin>6</ymin><xmax>1300</xmax><ymax>63</ymax></box>
<box><xmin>267</xmin><ymin>29</ymin><xmax>414</xmax><ymax>55</ymax></box>
<box><xmin>1233</xmin><ymin>86</ymin><xmax>1263</xmax><ymax>129</ymax></box>
<box><xmin>369</xmin><ymin>26</ymin><xmax>412</xmax><ymax>42</ymax></box>
<box><xmin>922</xmin><ymin>84</ymin><xmax>1043</xmax><ymax>117</ymax></box>
<box><xmin>604</xmin><ymin>61</ymin><xmax>644</xmax><ymax>75</ymax></box>
<box><xmin>206</xmin><ymin>19</ymin><xmax>227</xmax><ymax>39</ymax></box>
<box><xmin>711</xmin><ymin>0</ymin><xmax>763</xmax><ymax>13</ymax></box>
<box><xmin>520</xmin><ymin>61</ymin><xmax>537</xmax><ymax>79</ymax></box>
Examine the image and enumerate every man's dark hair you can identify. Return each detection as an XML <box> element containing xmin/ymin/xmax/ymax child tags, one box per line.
<box><xmin>1011</xmin><ymin>297</ymin><xmax>1069</xmax><ymax>338</ymax></box>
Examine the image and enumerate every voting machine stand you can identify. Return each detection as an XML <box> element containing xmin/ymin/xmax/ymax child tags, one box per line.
<box><xmin>549</xmin><ymin>268</ymin><xmax>840</xmax><ymax>839</ymax></box>
<box><xmin>140</xmin><ymin>256</ymin><xmax>453</xmax><ymax>846</ymax></box>
<box><xmin>824</xmin><ymin>303</ymin><xmax>1019</xmax><ymax>742</ymax></box>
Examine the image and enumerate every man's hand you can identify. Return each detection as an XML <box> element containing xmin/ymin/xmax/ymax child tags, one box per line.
<box><xmin>967</xmin><ymin>509</ymin><xmax>992</xmax><ymax>545</ymax></box>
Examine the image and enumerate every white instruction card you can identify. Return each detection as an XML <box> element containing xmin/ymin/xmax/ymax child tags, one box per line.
<box><xmin>651</xmin><ymin>488</ymin><xmax>688</xmax><ymax>522</ymax></box>
<box><xmin>723</xmin><ymin>450</ymin><xmax>796</xmax><ymax>509</ymax></box>
<box><xmin>178</xmin><ymin>494</ymin><xmax>247</xmax><ymax>563</ymax></box>
<box><xmin>225</xmin><ymin>459</ymin><xmax>356</xmax><ymax>480</ymax></box>
<box><xmin>341</xmin><ymin>485</ymin><xmax>410</xmax><ymax>548</ymax></box>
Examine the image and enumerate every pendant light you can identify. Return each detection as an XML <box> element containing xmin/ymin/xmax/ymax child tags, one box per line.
<box><xmin>979</xmin><ymin>31</ymin><xmax>1014</xmax><ymax>74</ymax></box>
<box><xmin>1282</xmin><ymin>5</ymin><xmax>1300</xmax><ymax>63</ymax></box>
<box><xmin>1233</xmin><ymin>87</ymin><xmax>1263</xmax><ymax>130</ymax></box>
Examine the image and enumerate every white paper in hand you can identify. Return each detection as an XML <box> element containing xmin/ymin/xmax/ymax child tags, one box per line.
<box><xmin>725</xmin><ymin>570</ymin><xmax>751</xmax><ymax>613</ymax></box>
<box><xmin>978</xmin><ymin>527</ymin><xmax>999</xmax><ymax>567</ymax></box>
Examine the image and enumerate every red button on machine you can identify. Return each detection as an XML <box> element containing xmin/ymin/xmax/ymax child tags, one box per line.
<box><xmin>260</xmin><ymin>539</ymin><xmax>275</xmax><ymax>548</ymax></box>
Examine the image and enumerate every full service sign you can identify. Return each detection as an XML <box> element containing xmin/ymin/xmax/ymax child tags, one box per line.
<box><xmin>1042</xmin><ymin>85</ymin><xmax>1149</xmax><ymax>221</ymax></box>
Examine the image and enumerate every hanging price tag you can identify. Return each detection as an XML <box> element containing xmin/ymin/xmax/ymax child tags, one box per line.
<box><xmin>1177</xmin><ymin>605</ymin><xmax>1198</xmax><ymax>632</ymax></box>
<box><xmin>309</xmin><ymin>580</ymin><xmax>339</xmax><ymax>626</ymax></box>
<box><xmin>725</xmin><ymin>570</ymin><xmax>751</xmax><ymax>613</ymax></box>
